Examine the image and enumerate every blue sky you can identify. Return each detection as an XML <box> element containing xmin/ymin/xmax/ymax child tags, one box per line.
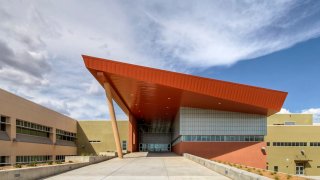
<box><xmin>0</xmin><ymin>0</ymin><xmax>320</xmax><ymax>123</ymax></box>
<box><xmin>200</xmin><ymin>37</ymin><xmax>320</xmax><ymax>113</ymax></box>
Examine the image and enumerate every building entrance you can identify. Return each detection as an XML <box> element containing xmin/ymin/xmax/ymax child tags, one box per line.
<box><xmin>295</xmin><ymin>163</ymin><xmax>304</xmax><ymax>175</ymax></box>
<box><xmin>139</xmin><ymin>143</ymin><xmax>171</xmax><ymax>152</ymax></box>
<box><xmin>138</xmin><ymin>120</ymin><xmax>172</xmax><ymax>152</ymax></box>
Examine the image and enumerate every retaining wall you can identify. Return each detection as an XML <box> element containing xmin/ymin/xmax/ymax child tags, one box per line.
<box><xmin>0</xmin><ymin>156</ymin><xmax>113</xmax><ymax>180</ymax></box>
<box><xmin>184</xmin><ymin>153</ymin><xmax>271</xmax><ymax>180</ymax></box>
<box><xmin>65</xmin><ymin>155</ymin><xmax>112</xmax><ymax>163</ymax></box>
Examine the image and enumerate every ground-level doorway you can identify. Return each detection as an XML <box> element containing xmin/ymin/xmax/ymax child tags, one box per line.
<box><xmin>137</xmin><ymin>120</ymin><xmax>172</xmax><ymax>152</ymax></box>
<box><xmin>295</xmin><ymin>163</ymin><xmax>305</xmax><ymax>175</ymax></box>
<box><xmin>139</xmin><ymin>143</ymin><xmax>171</xmax><ymax>152</ymax></box>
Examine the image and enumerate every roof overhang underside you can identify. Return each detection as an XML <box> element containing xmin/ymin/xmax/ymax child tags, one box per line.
<box><xmin>82</xmin><ymin>55</ymin><xmax>288</xmax><ymax>121</ymax></box>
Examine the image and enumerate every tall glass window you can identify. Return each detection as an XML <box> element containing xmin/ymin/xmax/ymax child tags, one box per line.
<box><xmin>56</xmin><ymin>155</ymin><xmax>65</xmax><ymax>162</ymax></box>
<box><xmin>0</xmin><ymin>116</ymin><xmax>8</xmax><ymax>131</ymax></box>
<box><xmin>122</xmin><ymin>140</ymin><xmax>127</xmax><ymax>150</ymax></box>
<box><xmin>0</xmin><ymin>156</ymin><xmax>9</xmax><ymax>166</ymax></box>
<box><xmin>16</xmin><ymin>119</ymin><xmax>51</xmax><ymax>138</ymax></box>
<box><xmin>177</xmin><ymin>135</ymin><xmax>264</xmax><ymax>142</ymax></box>
<box><xmin>56</xmin><ymin>129</ymin><xmax>76</xmax><ymax>142</ymax></box>
<box><xmin>16</xmin><ymin>155</ymin><xmax>52</xmax><ymax>164</ymax></box>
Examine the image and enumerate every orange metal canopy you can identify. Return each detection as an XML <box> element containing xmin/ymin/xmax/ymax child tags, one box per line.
<box><xmin>82</xmin><ymin>55</ymin><xmax>287</xmax><ymax>120</ymax></box>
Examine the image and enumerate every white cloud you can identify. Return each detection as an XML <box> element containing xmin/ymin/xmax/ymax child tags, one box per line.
<box><xmin>278</xmin><ymin>108</ymin><xmax>291</xmax><ymax>114</ymax></box>
<box><xmin>301</xmin><ymin>108</ymin><xmax>320</xmax><ymax>124</ymax></box>
<box><xmin>0</xmin><ymin>1</ymin><xmax>320</xmax><ymax>119</ymax></box>
<box><xmin>277</xmin><ymin>108</ymin><xmax>320</xmax><ymax>124</ymax></box>
<box><xmin>123</xmin><ymin>0</ymin><xmax>320</xmax><ymax>67</ymax></box>
<box><xmin>86</xmin><ymin>80</ymin><xmax>104</xmax><ymax>96</ymax></box>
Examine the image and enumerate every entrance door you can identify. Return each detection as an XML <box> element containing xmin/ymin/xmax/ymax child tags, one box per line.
<box><xmin>155</xmin><ymin>144</ymin><xmax>161</xmax><ymax>152</ymax></box>
<box><xmin>138</xmin><ymin>120</ymin><xmax>172</xmax><ymax>152</ymax></box>
<box><xmin>295</xmin><ymin>163</ymin><xmax>304</xmax><ymax>175</ymax></box>
<box><xmin>148</xmin><ymin>144</ymin><xmax>155</xmax><ymax>151</ymax></box>
<box><xmin>139</xmin><ymin>143</ymin><xmax>171</xmax><ymax>152</ymax></box>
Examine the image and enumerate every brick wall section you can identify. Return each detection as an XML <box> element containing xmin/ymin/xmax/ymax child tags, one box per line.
<box><xmin>173</xmin><ymin>142</ymin><xmax>266</xmax><ymax>169</ymax></box>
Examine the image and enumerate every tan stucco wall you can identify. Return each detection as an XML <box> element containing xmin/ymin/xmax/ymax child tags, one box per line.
<box><xmin>0</xmin><ymin>141</ymin><xmax>76</xmax><ymax>164</ymax></box>
<box><xmin>77</xmin><ymin>120</ymin><xmax>129</xmax><ymax>155</ymax></box>
<box><xmin>265</xmin><ymin>125</ymin><xmax>320</xmax><ymax>175</ymax></box>
<box><xmin>0</xmin><ymin>88</ymin><xmax>77</xmax><ymax>164</ymax></box>
<box><xmin>267</xmin><ymin>114</ymin><xmax>313</xmax><ymax>125</ymax></box>
<box><xmin>0</xmin><ymin>89</ymin><xmax>77</xmax><ymax>132</ymax></box>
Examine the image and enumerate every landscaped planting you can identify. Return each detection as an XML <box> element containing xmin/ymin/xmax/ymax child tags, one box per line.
<box><xmin>214</xmin><ymin>160</ymin><xmax>307</xmax><ymax>180</ymax></box>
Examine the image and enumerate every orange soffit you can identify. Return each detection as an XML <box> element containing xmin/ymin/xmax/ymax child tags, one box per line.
<box><xmin>82</xmin><ymin>55</ymin><xmax>287</xmax><ymax>117</ymax></box>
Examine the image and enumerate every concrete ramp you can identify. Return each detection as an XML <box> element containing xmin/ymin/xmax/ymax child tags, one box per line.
<box><xmin>46</xmin><ymin>152</ymin><xmax>230</xmax><ymax>180</ymax></box>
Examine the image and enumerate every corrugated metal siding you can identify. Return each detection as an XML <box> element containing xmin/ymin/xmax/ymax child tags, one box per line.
<box><xmin>179</xmin><ymin>107</ymin><xmax>267</xmax><ymax>136</ymax></box>
<box><xmin>172</xmin><ymin>109</ymin><xmax>180</xmax><ymax>140</ymax></box>
<box><xmin>139</xmin><ymin>133</ymin><xmax>171</xmax><ymax>144</ymax></box>
<box><xmin>83</xmin><ymin>55</ymin><xmax>287</xmax><ymax>112</ymax></box>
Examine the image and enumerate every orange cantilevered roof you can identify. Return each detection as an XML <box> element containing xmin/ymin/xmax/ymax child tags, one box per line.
<box><xmin>82</xmin><ymin>55</ymin><xmax>287</xmax><ymax>120</ymax></box>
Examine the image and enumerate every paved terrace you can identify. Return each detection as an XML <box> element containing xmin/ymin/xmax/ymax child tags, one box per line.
<box><xmin>45</xmin><ymin>152</ymin><xmax>230</xmax><ymax>180</ymax></box>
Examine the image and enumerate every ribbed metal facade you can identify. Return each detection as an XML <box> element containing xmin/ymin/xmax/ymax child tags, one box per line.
<box><xmin>175</xmin><ymin>107</ymin><xmax>267</xmax><ymax>136</ymax></box>
<box><xmin>83</xmin><ymin>55</ymin><xmax>288</xmax><ymax>118</ymax></box>
<box><xmin>139</xmin><ymin>133</ymin><xmax>171</xmax><ymax>144</ymax></box>
<box><xmin>172</xmin><ymin>110</ymin><xmax>180</xmax><ymax>140</ymax></box>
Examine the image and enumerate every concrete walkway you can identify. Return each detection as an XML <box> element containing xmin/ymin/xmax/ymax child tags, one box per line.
<box><xmin>45</xmin><ymin>152</ymin><xmax>230</xmax><ymax>180</ymax></box>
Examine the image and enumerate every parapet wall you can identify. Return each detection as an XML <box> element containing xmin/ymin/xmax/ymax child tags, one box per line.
<box><xmin>184</xmin><ymin>153</ymin><xmax>271</xmax><ymax>180</ymax></box>
<box><xmin>0</xmin><ymin>156</ymin><xmax>113</xmax><ymax>180</ymax></box>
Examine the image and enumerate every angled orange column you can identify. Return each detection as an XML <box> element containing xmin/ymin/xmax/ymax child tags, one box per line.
<box><xmin>103</xmin><ymin>82</ymin><xmax>123</xmax><ymax>159</ymax></box>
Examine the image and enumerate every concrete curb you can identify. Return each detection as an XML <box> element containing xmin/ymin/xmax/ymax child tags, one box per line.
<box><xmin>0</xmin><ymin>156</ymin><xmax>113</xmax><ymax>180</ymax></box>
<box><xmin>65</xmin><ymin>155</ymin><xmax>113</xmax><ymax>163</ymax></box>
<box><xmin>183</xmin><ymin>153</ymin><xmax>272</xmax><ymax>180</ymax></box>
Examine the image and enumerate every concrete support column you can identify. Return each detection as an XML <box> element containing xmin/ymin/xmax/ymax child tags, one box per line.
<box><xmin>9</xmin><ymin>117</ymin><xmax>16</xmax><ymax>165</ymax></box>
<box><xmin>8</xmin><ymin>117</ymin><xmax>16</xmax><ymax>140</ymax></box>
<box><xmin>104</xmin><ymin>82</ymin><xmax>123</xmax><ymax>158</ymax></box>
<box><xmin>128</xmin><ymin>113</ymin><xmax>137</xmax><ymax>152</ymax></box>
<box><xmin>51</xmin><ymin>127</ymin><xmax>56</xmax><ymax>161</ymax></box>
<box><xmin>51</xmin><ymin>127</ymin><xmax>56</xmax><ymax>144</ymax></box>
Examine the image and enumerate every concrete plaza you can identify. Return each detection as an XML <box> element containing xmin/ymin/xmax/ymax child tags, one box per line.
<box><xmin>45</xmin><ymin>152</ymin><xmax>230</xmax><ymax>180</ymax></box>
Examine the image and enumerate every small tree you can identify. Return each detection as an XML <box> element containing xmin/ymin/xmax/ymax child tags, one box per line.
<box><xmin>14</xmin><ymin>164</ymin><xmax>22</xmax><ymax>168</ymax></box>
<box><xmin>27</xmin><ymin>162</ymin><xmax>37</xmax><ymax>167</ymax></box>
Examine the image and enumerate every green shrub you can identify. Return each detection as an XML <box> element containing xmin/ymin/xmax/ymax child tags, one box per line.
<box><xmin>48</xmin><ymin>161</ymin><xmax>53</xmax><ymax>165</ymax></box>
<box><xmin>56</xmin><ymin>161</ymin><xmax>62</xmax><ymax>164</ymax></box>
<box><xmin>14</xmin><ymin>164</ymin><xmax>22</xmax><ymax>168</ymax></box>
<box><xmin>27</xmin><ymin>162</ymin><xmax>37</xmax><ymax>167</ymax></box>
<box><xmin>256</xmin><ymin>170</ymin><xmax>262</xmax><ymax>175</ymax></box>
<box><xmin>68</xmin><ymin>161</ymin><xmax>73</xmax><ymax>163</ymax></box>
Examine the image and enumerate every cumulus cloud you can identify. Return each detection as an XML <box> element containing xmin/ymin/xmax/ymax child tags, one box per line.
<box><xmin>122</xmin><ymin>0</ymin><xmax>320</xmax><ymax>67</ymax></box>
<box><xmin>86</xmin><ymin>80</ymin><xmax>104</xmax><ymax>96</ymax></box>
<box><xmin>278</xmin><ymin>108</ymin><xmax>291</xmax><ymax>114</ymax></box>
<box><xmin>277</xmin><ymin>107</ymin><xmax>320</xmax><ymax>124</ymax></box>
<box><xmin>301</xmin><ymin>108</ymin><xmax>320</xmax><ymax>124</ymax></box>
<box><xmin>1</xmin><ymin>0</ymin><xmax>320</xmax><ymax>119</ymax></box>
